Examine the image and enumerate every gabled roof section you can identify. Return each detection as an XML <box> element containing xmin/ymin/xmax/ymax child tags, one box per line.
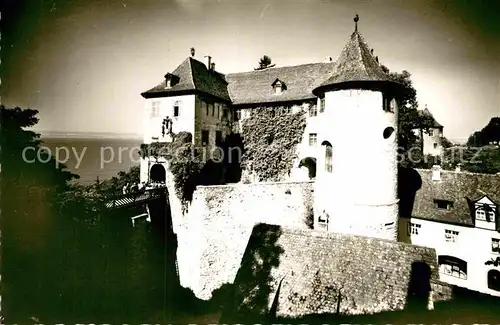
<box><xmin>313</xmin><ymin>26</ymin><xmax>395</xmax><ymax>95</ymax></box>
<box><xmin>225</xmin><ymin>62</ymin><xmax>336</xmax><ymax>105</ymax></box>
<box><xmin>418</xmin><ymin>107</ymin><xmax>443</xmax><ymax>128</ymax></box>
<box><xmin>408</xmin><ymin>169</ymin><xmax>500</xmax><ymax>226</ymax></box>
<box><xmin>141</xmin><ymin>57</ymin><xmax>230</xmax><ymax>101</ymax></box>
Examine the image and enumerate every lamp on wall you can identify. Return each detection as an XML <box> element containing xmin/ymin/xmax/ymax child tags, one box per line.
<box><xmin>485</xmin><ymin>257</ymin><xmax>500</xmax><ymax>267</ymax></box>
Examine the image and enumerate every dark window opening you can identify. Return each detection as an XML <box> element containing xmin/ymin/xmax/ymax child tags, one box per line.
<box><xmin>488</xmin><ymin>270</ymin><xmax>500</xmax><ymax>291</ymax></box>
<box><xmin>383</xmin><ymin>127</ymin><xmax>395</xmax><ymax>139</ymax></box>
<box><xmin>173</xmin><ymin>102</ymin><xmax>180</xmax><ymax>117</ymax></box>
<box><xmin>201</xmin><ymin>130</ymin><xmax>209</xmax><ymax>146</ymax></box>
<box><xmin>434</xmin><ymin>199</ymin><xmax>453</xmax><ymax>210</ymax></box>
<box><xmin>215</xmin><ymin>131</ymin><xmax>222</xmax><ymax>146</ymax></box>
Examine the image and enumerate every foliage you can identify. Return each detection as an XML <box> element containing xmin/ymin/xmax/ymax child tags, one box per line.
<box><xmin>255</xmin><ymin>55</ymin><xmax>276</xmax><ymax>70</ymax></box>
<box><xmin>443</xmin><ymin>147</ymin><xmax>500</xmax><ymax>174</ymax></box>
<box><xmin>379</xmin><ymin>67</ymin><xmax>437</xmax><ymax>167</ymax></box>
<box><xmin>466</xmin><ymin>117</ymin><xmax>500</xmax><ymax>147</ymax></box>
<box><xmin>140</xmin><ymin>132</ymin><xmax>203</xmax><ymax>207</ymax></box>
<box><xmin>240</xmin><ymin>107</ymin><xmax>307</xmax><ymax>182</ymax></box>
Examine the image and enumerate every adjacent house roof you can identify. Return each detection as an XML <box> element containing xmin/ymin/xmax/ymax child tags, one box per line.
<box><xmin>312</xmin><ymin>30</ymin><xmax>395</xmax><ymax>95</ymax></box>
<box><xmin>418</xmin><ymin>107</ymin><xmax>443</xmax><ymax>129</ymax></box>
<box><xmin>141</xmin><ymin>57</ymin><xmax>230</xmax><ymax>101</ymax></box>
<box><xmin>231</xmin><ymin>224</ymin><xmax>439</xmax><ymax>318</ymax></box>
<box><xmin>225</xmin><ymin>62</ymin><xmax>336</xmax><ymax>105</ymax></box>
<box><xmin>409</xmin><ymin>169</ymin><xmax>500</xmax><ymax>226</ymax></box>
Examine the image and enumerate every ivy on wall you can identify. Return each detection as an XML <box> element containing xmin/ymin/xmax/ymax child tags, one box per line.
<box><xmin>240</xmin><ymin>106</ymin><xmax>307</xmax><ymax>182</ymax></box>
<box><xmin>140</xmin><ymin>132</ymin><xmax>203</xmax><ymax>208</ymax></box>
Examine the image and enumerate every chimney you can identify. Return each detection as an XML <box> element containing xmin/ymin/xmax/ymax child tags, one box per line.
<box><xmin>210</xmin><ymin>62</ymin><xmax>215</xmax><ymax>71</ymax></box>
<box><xmin>204</xmin><ymin>55</ymin><xmax>212</xmax><ymax>70</ymax></box>
<box><xmin>432</xmin><ymin>165</ymin><xmax>441</xmax><ymax>181</ymax></box>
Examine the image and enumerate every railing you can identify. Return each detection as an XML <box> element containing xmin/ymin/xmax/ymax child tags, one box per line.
<box><xmin>105</xmin><ymin>187</ymin><xmax>167</xmax><ymax>209</ymax></box>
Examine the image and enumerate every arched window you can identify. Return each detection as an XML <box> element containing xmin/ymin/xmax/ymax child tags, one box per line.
<box><xmin>488</xmin><ymin>269</ymin><xmax>500</xmax><ymax>291</ymax></box>
<box><xmin>321</xmin><ymin>141</ymin><xmax>333</xmax><ymax>173</ymax></box>
<box><xmin>438</xmin><ymin>255</ymin><xmax>467</xmax><ymax>279</ymax></box>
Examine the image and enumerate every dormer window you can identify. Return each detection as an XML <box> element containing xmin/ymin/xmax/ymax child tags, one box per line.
<box><xmin>164</xmin><ymin>73</ymin><xmax>180</xmax><ymax>89</ymax></box>
<box><xmin>272</xmin><ymin>78</ymin><xmax>287</xmax><ymax>95</ymax></box>
<box><xmin>473</xmin><ymin>196</ymin><xmax>497</xmax><ymax>230</ymax></box>
<box><xmin>434</xmin><ymin>199</ymin><xmax>453</xmax><ymax>210</ymax></box>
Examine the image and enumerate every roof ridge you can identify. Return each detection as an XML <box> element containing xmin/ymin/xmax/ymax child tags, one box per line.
<box><xmin>187</xmin><ymin>57</ymin><xmax>197</xmax><ymax>89</ymax></box>
<box><xmin>226</xmin><ymin>61</ymin><xmax>334</xmax><ymax>76</ymax></box>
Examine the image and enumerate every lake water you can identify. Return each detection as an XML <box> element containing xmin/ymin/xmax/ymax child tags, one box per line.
<box><xmin>41</xmin><ymin>137</ymin><xmax>142</xmax><ymax>185</ymax></box>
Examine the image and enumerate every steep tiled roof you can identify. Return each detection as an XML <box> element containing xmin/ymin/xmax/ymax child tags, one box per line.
<box><xmin>313</xmin><ymin>30</ymin><xmax>394</xmax><ymax>95</ymax></box>
<box><xmin>418</xmin><ymin>108</ymin><xmax>443</xmax><ymax>128</ymax></box>
<box><xmin>231</xmin><ymin>224</ymin><xmax>439</xmax><ymax>318</ymax></box>
<box><xmin>141</xmin><ymin>57</ymin><xmax>230</xmax><ymax>101</ymax></box>
<box><xmin>225</xmin><ymin>62</ymin><xmax>336</xmax><ymax>105</ymax></box>
<box><xmin>409</xmin><ymin>169</ymin><xmax>500</xmax><ymax>226</ymax></box>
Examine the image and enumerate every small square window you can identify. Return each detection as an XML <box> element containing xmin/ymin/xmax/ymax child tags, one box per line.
<box><xmin>429</xmin><ymin>129</ymin><xmax>434</xmax><ymax>136</ymax></box>
<box><xmin>433</xmin><ymin>143</ymin><xmax>438</xmax><ymax>149</ymax></box>
<box><xmin>309</xmin><ymin>133</ymin><xmax>317</xmax><ymax>146</ymax></box>
<box><xmin>434</xmin><ymin>199</ymin><xmax>453</xmax><ymax>210</ymax></box>
<box><xmin>492</xmin><ymin>239</ymin><xmax>500</xmax><ymax>254</ymax></box>
<box><xmin>445</xmin><ymin>229</ymin><xmax>459</xmax><ymax>243</ymax></box>
<box><xmin>319</xmin><ymin>97</ymin><xmax>325</xmax><ymax>113</ymax></box>
<box><xmin>407</xmin><ymin>223</ymin><xmax>421</xmax><ymax>235</ymax></box>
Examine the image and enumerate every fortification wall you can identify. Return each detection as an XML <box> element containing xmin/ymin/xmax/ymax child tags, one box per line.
<box><xmin>232</xmin><ymin>224</ymin><xmax>441</xmax><ymax>318</ymax></box>
<box><xmin>176</xmin><ymin>181</ymin><xmax>314</xmax><ymax>299</ymax></box>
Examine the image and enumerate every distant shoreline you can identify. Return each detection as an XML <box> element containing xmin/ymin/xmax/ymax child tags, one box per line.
<box><xmin>37</xmin><ymin>131</ymin><xmax>142</xmax><ymax>140</ymax></box>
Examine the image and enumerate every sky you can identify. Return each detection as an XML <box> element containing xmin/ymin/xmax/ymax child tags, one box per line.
<box><xmin>3</xmin><ymin>0</ymin><xmax>500</xmax><ymax>143</ymax></box>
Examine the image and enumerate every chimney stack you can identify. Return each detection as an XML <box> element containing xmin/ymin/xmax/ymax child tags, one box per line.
<box><xmin>432</xmin><ymin>165</ymin><xmax>442</xmax><ymax>181</ymax></box>
<box><xmin>204</xmin><ymin>55</ymin><xmax>212</xmax><ymax>70</ymax></box>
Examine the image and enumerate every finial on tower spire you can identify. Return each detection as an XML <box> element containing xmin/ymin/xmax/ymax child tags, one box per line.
<box><xmin>354</xmin><ymin>14</ymin><xmax>359</xmax><ymax>32</ymax></box>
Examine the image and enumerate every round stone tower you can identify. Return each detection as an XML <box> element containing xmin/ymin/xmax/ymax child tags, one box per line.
<box><xmin>313</xmin><ymin>15</ymin><xmax>402</xmax><ymax>241</ymax></box>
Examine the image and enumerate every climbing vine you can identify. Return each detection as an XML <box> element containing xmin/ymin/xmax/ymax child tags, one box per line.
<box><xmin>140</xmin><ymin>132</ymin><xmax>203</xmax><ymax>208</ymax></box>
<box><xmin>241</xmin><ymin>106</ymin><xmax>307</xmax><ymax>182</ymax></box>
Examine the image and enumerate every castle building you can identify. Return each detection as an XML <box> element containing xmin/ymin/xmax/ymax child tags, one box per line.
<box><xmin>139</xmin><ymin>15</ymin><xmax>500</xmax><ymax>304</ymax></box>
<box><xmin>413</xmin><ymin>106</ymin><xmax>445</xmax><ymax>156</ymax></box>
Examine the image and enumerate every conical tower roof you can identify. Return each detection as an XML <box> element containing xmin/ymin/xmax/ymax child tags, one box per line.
<box><xmin>313</xmin><ymin>15</ymin><xmax>399</xmax><ymax>95</ymax></box>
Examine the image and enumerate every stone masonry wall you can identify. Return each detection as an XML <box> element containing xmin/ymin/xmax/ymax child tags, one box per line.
<box><xmin>176</xmin><ymin>181</ymin><xmax>314</xmax><ymax>300</ymax></box>
<box><xmin>233</xmin><ymin>225</ymin><xmax>441</xmax><ymax>318</ymax></box>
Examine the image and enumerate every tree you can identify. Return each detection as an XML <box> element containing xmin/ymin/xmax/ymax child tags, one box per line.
<box><xmin>380</xmin><ymin>66</ymin><xmax>436</xmax><ymax>167</ymax></box>
<box><xmin>255</xmin><ymin>55</ymin><xmax>275</xmax><ymax>70</ymax></box>
<box><xmin>1</xmin><ymin>105</ymin><xmax>79</xmax><ymax>321</ymax></box>
<box><xmin>466</xmin><ymin>117</ymin><xmax>500</xmax><ymax>147</ymax></box>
